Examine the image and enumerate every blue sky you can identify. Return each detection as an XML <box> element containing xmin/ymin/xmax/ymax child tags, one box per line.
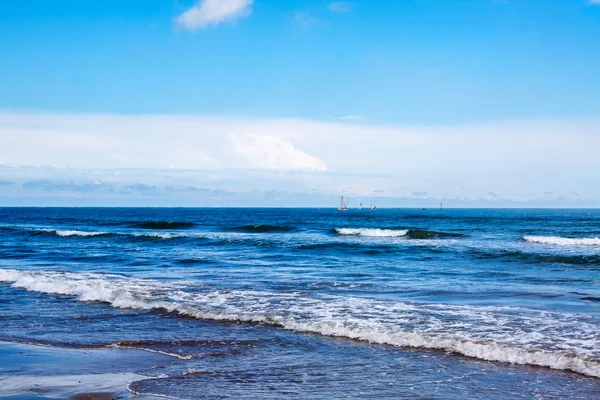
<box><xmin>1</xmin><ymin>0</ymin><xmax>599</xmax><ymax>206</ymax></box>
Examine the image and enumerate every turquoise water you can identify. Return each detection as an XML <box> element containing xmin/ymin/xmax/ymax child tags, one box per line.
<box><xmin>1</xmin><ymin>208</ymin><xmax>599</xmax><ymax>398</ymax></box>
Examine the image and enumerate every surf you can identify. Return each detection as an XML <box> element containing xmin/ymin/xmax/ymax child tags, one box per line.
<box><xmin>334</xmin><ymin>228</ymin><xmax>465</xmax><ymax>239</ymax></box>
<box><xmin>523</xmin><ymin>236</ymin><xmax>600</xmax><ymax>246</ymax></box>
<box><xmin>1</xmin><ymin>268</ymin><xmax>598</xmax><ymax>379</ymax></box>
<box><xmin>37</xmin><ymin>229</ymin><xmax>111</xmax><ymax>238</ymax></box>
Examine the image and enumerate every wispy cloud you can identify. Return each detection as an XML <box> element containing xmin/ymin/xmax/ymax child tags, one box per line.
<box><xmin>293</xmin><ymin>11</ymin><xmax>319</xmax><ymax>28</ymax></box>
<box><xmin>329</xmin><ymin>2</ymin><xmax>351</xmax><ymax>13</ymax></box>
<box><xmin>122</xmin><ymin>184</ymin><xmax>158</xmax><ymax>193</ymax></box>
<box><xmin>340</xmin><ymin>115</ymin><xmax>363</xmax><ymax>121</ymax></box>
<box><xmin>175</xmin><ymin>0</ymin><xmax>253</xmax><ymax>31</ymax></box>
<box><xmin>0</xmin><ymin>180</ymin><xmax>16</xmax><ymax>186</ymax></box>
<box><xmin>590</xmin><ymin>0</ymin><xmax>600</xmax><ymax>4</ymax></box>
<box><xmin>22</xmin><ymin>179</ymin><xmax>114</xmax><ymax>193</ymax></box>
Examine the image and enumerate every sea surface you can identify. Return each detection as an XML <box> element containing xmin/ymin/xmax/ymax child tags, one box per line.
<box><xmin>0</xmin><ymin>207</ymin><xmax>599</xmax><ymax>399</ymax></box>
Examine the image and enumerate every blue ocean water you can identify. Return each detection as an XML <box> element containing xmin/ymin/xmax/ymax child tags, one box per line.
<box><xmin>0</xmin><ymin>207</ymin><xmax>599</xmax><ymax>398</ymax></box>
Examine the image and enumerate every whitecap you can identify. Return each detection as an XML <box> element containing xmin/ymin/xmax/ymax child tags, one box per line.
<box><xmin>523</xmin><ymin>235</ymin><xmax>600</xmax><ymax>246</ymax></box>
<box><xmin>335</xmin><ymin>228</ymin><xmax>408</xmax><ymax>237</ymax></box>
<box><xmin>40</xmin><ymin>229</ymin><xmax>109</xmax><ymax>237</ymax></box>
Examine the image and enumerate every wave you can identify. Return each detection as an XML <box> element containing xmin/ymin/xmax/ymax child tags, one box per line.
<box><xmin>30</xmin><ymin>228</ymin><xmax>180</xmax><ymax>241</ymax></box>
<box><xmin>335</xmin><ymin>228</ymin><xmax>408</xmax><ymax>237</ymax></box>
<box><xmin>37</xmin><ymin>229</ymin><xmax>111</xmax><ymax>238</ymax></box>
<box><xmin>176</xmin><ymin>258</ymin><xmax>215</xmax><ymax>265</ymax></box>
<box><xmin>523</xmin><ymin>236</ymin><xmax>600</xmax><ymax>246</ymax></box>
<box><xmin>295</xmin><ymin>242</ymin><xmax>398</xmax><ymax>254</ymax></box>
<box><xmin>132</xmin><ymin>221</ymin><xmax>196</xmax><ymax>230</ymax></box>
<box><xmin>335</xmin><ymin>228</ymin><xmax>465</xmax><ymax>239</ymax></box>
<box><xmin>1</xmin><ymin>268</ymin><xmax>599</xmax><ymax>378</ymax></box>
<box><xmin>468</xmin><ymin>247</ymin><xmax>600</xmax><ymax>267</ymax></box>
<box><xmin>130</xmin><ymin>232</ymin><xmax>186</xmax><ymax>240</ymax></box>
<box><xmin>231</xmin><ymin>225</ymin><xmax>296</xmax><ymax>233</ymax></box>
<box><xmin>405</xmin><ymin>229</ymin><xmax>466</xmax><ymax>239</ymax></box>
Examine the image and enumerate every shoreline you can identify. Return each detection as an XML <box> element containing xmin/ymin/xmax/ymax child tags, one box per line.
<box><xmin>0</xmin><ymin>341</ymin><xmax>170</xmax><ymax>400</ymax></box>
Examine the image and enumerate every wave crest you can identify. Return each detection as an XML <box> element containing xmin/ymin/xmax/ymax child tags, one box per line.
<box><xmin>335</xmin><ymin>228</ymin><xmax>408</xmax><ymax>237</ymax></box>
<box><xmin>1</xmin><ymin>268</ymin><xmax>599</xmax><ymax>378</ymax></box>
<box><xmin>335</xmin><ymin>228</ymin><xmax>464</xmax><ymax>239</ymax></box>
<box><xmin>523</xmin><ymin>236</ymin><xmax>600</xmax><ymax>246</ymax></box>
<box><xmin>38</xmin><ymin>229</ymin><xmax>110</xmax><ymax>238</ymax></box>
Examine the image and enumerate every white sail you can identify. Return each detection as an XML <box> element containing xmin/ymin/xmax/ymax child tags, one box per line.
<box><xmin>370</xmin><ymin>199</ymin><xmax>377</xmax><ymax>210</ymax></box>
<box><xmin>338</xmin><ymin>196</ymin><xmax>348</xmax><ymax>211</ymax></box>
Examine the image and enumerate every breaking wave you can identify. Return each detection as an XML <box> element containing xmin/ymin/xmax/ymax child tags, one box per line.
<box><xmin>335</xmin><ymin>228</ymin><xmax>465</xmax><ymax>239</ymax></box>
<box><xmin>30</xmin><ymin>228</ymin><xmax>180</xmax><ymax>241</ymax></box>
<box><xmin>335</xmin><ymin>228</ymin><xmax>409</xmax><ymax>237</ymax></box>
<box><xmin>130</xmin><ymin>232</ymin><xmax>186</xmax><ymax>240</ymax></box>
<box><xmin>37</xmin><ymin>229</ymin><xmax>111</xmax><ymax>238</ymax></box>
<box><xmin>523</xmin><ymin>236</ymin><xmax>600</xmax><ymax>246</ymax></box>
<box><xmin>1</xmin><ymin>268</ymin><xmax>599</xmax><ymax>378</ymax></box>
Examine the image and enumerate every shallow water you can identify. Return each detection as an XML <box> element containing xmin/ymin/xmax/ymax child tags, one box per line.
<box><xmin>0</xmin><ymin>208</ymin><xmax>599</xmax><ymax>398</ymax></box>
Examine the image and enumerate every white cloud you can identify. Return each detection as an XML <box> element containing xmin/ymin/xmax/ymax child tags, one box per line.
<box><xmin>230</xmin><ymin>134</ymin><xmax>327</xmax><ymax>171</ymax></box>
<box><xmin>590</xmin><ymin>0</ymin><xmax>600</xmax><ymax>4</ymax></box>
<box><xmin>293</xmin><ymin>11</ymin><xmax>319</xmax><ymax>28</ymax></box>
<box><xmin>175</xmin><ymin>0</ymin><xmax>253</xmax><ymax>31</ymax></box>
<box><xmin>329</xmin><ymin>2</ymin><xmax>350</xmax><ymax>13</ymax></box>
<box><xmin>340</xmin><ymin>115</ymin><xmax>363</xmax><ymax>121</ymax></box>
<box><xmin>1</xmin><ymin>111</ymin><xmax>599</xmax><ymax>203</ymax></box>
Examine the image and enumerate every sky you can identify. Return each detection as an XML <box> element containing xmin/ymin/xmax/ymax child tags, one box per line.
<box><xmin>0</xmin><ymin>0</ymin><xmax>599</xmax><ymax>207</ymax></box>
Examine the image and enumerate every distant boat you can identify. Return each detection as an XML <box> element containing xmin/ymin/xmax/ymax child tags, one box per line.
<box><xmin>370</xmin><ymin>199</ymin><xmax>377</xmax><ymax>210</ymax></box>
<box><xmin>359</xmin><ymin>202</ymin><xmax>363</xmax><ymax>210</ymax></box>
<box><xmin>338</xmin><ymin>196</ymin><xmax>349</xmax><ymax>211</ymax></box>
<box><xmin>440</xmin><ymin>202</ymin><xmax>443</xmax><ymax>210</ymax></box>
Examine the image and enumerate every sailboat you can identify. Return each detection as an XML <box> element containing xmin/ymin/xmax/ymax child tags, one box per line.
<box><xmin>370</xmin><ymin>199</ymin><xmax>377</xmax><ymax>210</ymax></box>
<box><xmin>359</xmin><ymin>202</ymin><xmax>363</xmax><ymax>210</ymax></box>
<box><xmin>338</xmin><ymin>196</ymin><xmax>348</xmax><ymax>211</ymax></box>
<box><xmin>440</xmin><ymin>202</ymin><xmax>443</xmax><ymax>210</ymax></box>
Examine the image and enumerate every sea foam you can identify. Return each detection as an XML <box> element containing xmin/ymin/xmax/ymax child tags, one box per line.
<box><xmin>1</xmin><ymin>268</ymin><xmax>599</xmax><ymax>378</ymax></box>
<box><xmin>523</xmin><ymin>235</ymin><xmax>600</xmax><ymax>246</ymax></box>
<box><xmin>40</xmin><ymin>229</ymin><xmax>110</xmax><ymax>237</ymax></box>
<box><xmin>335</xmin><ymin>228</ymin><xmax>409</xmax><ymax>237</ymax></box>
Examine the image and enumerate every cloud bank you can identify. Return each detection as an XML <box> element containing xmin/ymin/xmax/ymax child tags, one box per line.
<box><xmin>176</xmin><ymin>0</ymin><xmax>253</xmax><ymax>31</ymax></box>
<box><xmin>0</xmin><ymin>110</ymin><xmax>599</xmax><ymax>206</ymax></box>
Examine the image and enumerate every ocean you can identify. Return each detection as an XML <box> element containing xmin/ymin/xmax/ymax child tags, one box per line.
<box><xmin>0</xmin><ymin>207</ymin><xmax>599</xmax><ymax>399</ymax></box>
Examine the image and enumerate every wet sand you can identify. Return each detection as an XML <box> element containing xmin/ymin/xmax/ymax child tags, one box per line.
<box><xmin>0</xmin><ymin>342</ymin><xmax>170</xmax><ymax>399</ymax></box>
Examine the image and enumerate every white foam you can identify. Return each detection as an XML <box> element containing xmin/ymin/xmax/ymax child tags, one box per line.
<box><xmin>1</xmin><ymin>268</ymin><xmax>599</xmax><ymax>378</ymax></box>
<box><xmin>41</xmin><ymin>229</ymin><xmax>109</xmax><ymax>237</ymax></box>
<box><xmin>523</xmin><ymin>235</ymin><xmax>600</xmax><ymax>246</ymax></box>
<box><xmin>335</xmin><ymin>228</ymin><xmax>408</xmax><ymax>237</ymax></box>
<box><xmin>109</xmin><ymin>343</ymin><xmax>194</xmax><ymax>360</ymax></box>
<box><xmin>132</xmin><ymin>232</ymin><xmax>180</xmax><ymax>239</ymax></box>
